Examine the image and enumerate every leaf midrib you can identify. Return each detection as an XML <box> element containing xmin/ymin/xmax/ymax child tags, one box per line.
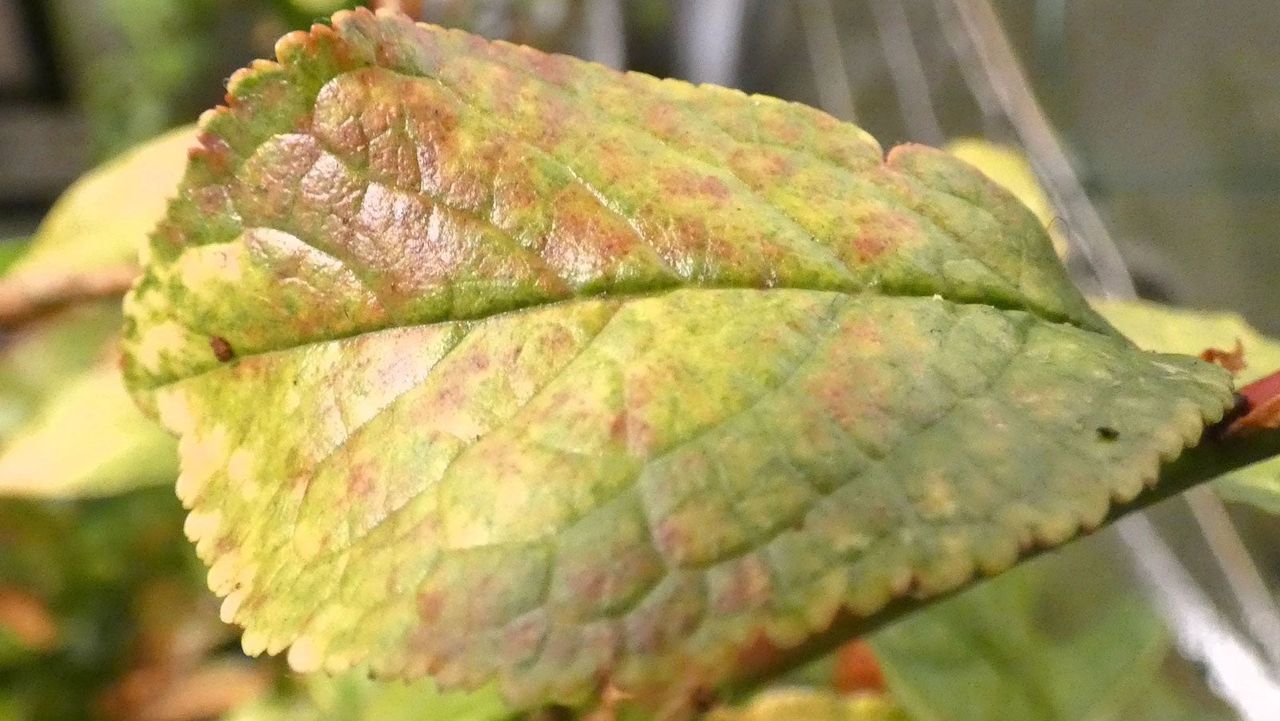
<box><xmin>143</xmin><ymin>283</ymin><xmax>1099</xmax><ymax>393</ymax></box>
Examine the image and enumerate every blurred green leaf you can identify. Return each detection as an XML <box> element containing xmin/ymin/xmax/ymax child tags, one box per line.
<box><xmin>1098</xmin><ymin>299</ymin><xmax>1280</xmax><ymax>514</ymax></box>
<box><xmin>0</xmin><ymin>302</ymin><xmax>121</xmax><ymax>440</ymax></box>
<box><xmin>224</xmin><ymin>674</ymin><xmax>515</xmax><ymax>721</ymax></box>
<box><xmin>870</xmin><ymin>535</ymin><xmax>1170</xmax><ymax>721</ymax></box>
<box><xmin>706</xmin><ymin>689</ymin><xmax>910</xmax><ymax>721</ymax></box>
<box><xmin>0</xmin><ymin>242</ymin><xmax>29</xmax><ymax>280</ymax></box>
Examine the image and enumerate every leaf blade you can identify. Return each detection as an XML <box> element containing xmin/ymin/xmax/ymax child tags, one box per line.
<box><xmin>122</xmin><ymin>9</ymin><xmax>1237</xmax><ymax>715</ymax></box>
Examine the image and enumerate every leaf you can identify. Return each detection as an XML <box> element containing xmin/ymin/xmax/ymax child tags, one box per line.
<box><xmin>0</xmin><ymin>301</ymin><xmax>178</xmax><ymax>499</ymax></box>
<box><xmin>0</xmin><ymin>239</ymin><xmax>29</xmax><ymax>278</ymax></box>
<box><xmin>0</xmin><ymin>362</ymin><xmax>177</xmax><ymax>498</ymax></box>
<box><xmin>944</xmin><ymin>140</ymin><xmax>1067</xmax><ymax>259</ymax></box>
<box><xmin>869</xmin><ymin>533</ymin><xmax>1170</xmax><ymax>721</ymax></box>
<box><xmin>122</xmin><ymin>9</ymin><xmax>1236</xmax><ymax>715</ymax></box>
<box><xmin>224</xmin><ymin>674</ymin><xmax>514</xmax><ymax>721</ymax></box>
<box><xmin>0</xmin><ymin>302</ymin><xmax>122</xmax><ymax>440</ymax></box>
<box><xmin>0</xmin><ymin>127</ymin><xmax>192</xmax><ymax>498</ymax></box>
<box><xmin>0</xmin><ymin>125</ymin><xmax>195</xmax><ymax>327</ymax></box>
<box><xmin>705</xmin><ymin>689</ymin><xmax>909</xmax><ymax>721</ymax></box>
<box><xmin>1097</xmin><ymin>299</ymin><xmax>1280</xmax><ymax>513</ymax></box>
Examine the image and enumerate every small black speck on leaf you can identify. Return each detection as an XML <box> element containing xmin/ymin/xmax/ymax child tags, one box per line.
<box><xmin>1096</xmin><ymin>426</ymin><xmax>1120</xmax><ymax>441</ymax></box>
<box><xmin>210</xmin><ymin>336</ymin><xmax>235</xmax><ymax>362</ymax></box>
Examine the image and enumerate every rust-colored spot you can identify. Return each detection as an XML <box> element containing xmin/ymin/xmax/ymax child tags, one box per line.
<box><xmin>849</xmin><ymin>210</ymin><xmax>915</xmax><ymax>264</ymax></box>
<box><xmin>0</xmin><ymin>588</ymin><xmax>58</xmax><ymax>652</ymax></box>
<box><xmin>194</xmin><ymin>132</ymin><xmax>232</xmax><ymax>174</ymax></box>
<box><xmin>832</xmin><ymin>639</ymin><xmax>887</xmax><ymax>694</ymax></box>
<box><xmin>210</xmin><ymin>336</ymin><xmax>235</xmax><ymax>362</ymax></box>
<box><xmin>347</xmin><ymin>463</ymin><xmax>374</xmax><ymax>497</ymax></box>
<box><xmin>417</xmin><ymin>590</ymin><xmax>445</xmax><ymax>624</ymax></box>
<box><xmin>1200</xmin><ymin>339</ymin><xmax>1246</xmax><ymax>375</ymax></box>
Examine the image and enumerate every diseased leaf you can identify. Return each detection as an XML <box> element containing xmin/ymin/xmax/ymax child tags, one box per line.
<box><xmin>1097</xmin><ymin>300</ymin><xmax>1280</xmax><ymax>514</ymax></box>
<box><xmin>122</xmin><ymin>9</ymin><xmax>1236</xmax><ymax>715</ymax></box>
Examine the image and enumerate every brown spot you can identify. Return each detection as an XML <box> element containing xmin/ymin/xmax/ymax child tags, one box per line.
<box><xmin>0</xmin><ymin>588</ymin><xmax>57</xmax><ymax>652</ymax></box>
<box><xmin>849</xmin><ymin>210</ymin><xmax>916</xmax><ymax>264</ymax></box>
<box><xmin>417</xmin><ymin>590</ymin><xmax>445</xmax><ymax>624</ymax></box>
<box><xmin>1200</xmin><ymin>339</ymin><xmax>1246</xmax><ymax>375</ymax></box>
<box><xmin>209</xmin><ymin>336</ymin><xmax>235</xmax><ymax>362</ymax></box>
<box><xmin>194</xmin><ymin>132</ymin><xmax>232</xmax><ymax>173</ymax></box>
<box><xmin>347</xmin><ymin>463</ymin><xmax>375</xmax><ymax>497</ymax></box>
<box><xmin>689</xmin><ymin>687</ymin><xmax>718</xmax><ymax>714</ymax></box>
<box><xmin>1096</xmin><ymin>426</ymin><xmax>1120</xmax><ymax>441</ymax></box>
<box><xmin>662</xmin><ymin>169</ymin><xmax>731</xmax><ymax>202</ymax></box>
<box><xmin>833</xmin><ymin>639</ymin><xmax>887</xmax><ymax>693</ymax></box>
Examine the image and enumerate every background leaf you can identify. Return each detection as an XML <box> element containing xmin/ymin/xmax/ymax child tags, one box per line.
<box><xmin>868</xmin><ymin>533</ymin><xmax>1203</xmax><ymax>721</ymax></box>
<box><xmin>223</xmin><ymin>674</ymin><xmax>514</xmax><ymax>721</ymax></box>
<box><xmin>6</xmin><ymin>125</ymin><xmax>195</xmax><ymax>282</ymax></box>
<box><xmin>706</xmin><ymin>688</ymin><xmax>909</xmax><ymax>721</ymax></box>
<box><xmin>0</xmin><ymin>126</ymin><xmax>192</xmax><ymax>499</ymax></box>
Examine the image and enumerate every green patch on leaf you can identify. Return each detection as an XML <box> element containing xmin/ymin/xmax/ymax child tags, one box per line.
<box><xmin>1097</xmin><ymin>300</ymin><xmax>1280</xmax><ymax>514</ymax></box>
<box><xmin>122</xmin><ymin>9</ymin><xmax>1236</xmax><ymax>716</ymax></box>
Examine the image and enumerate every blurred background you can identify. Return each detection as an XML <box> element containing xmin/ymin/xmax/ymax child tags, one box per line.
<box><xmin>1</xmin><ymin>1</ymin><xmax>1279</xmax><ymax>720</ymax></box>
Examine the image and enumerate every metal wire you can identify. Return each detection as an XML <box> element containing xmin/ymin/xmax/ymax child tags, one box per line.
<box><xmin>932</xmin><ymin>0</ymin><xmax>1280</xmax><ymax>715</ymax></box>
<box><xmin>796</xmin><ymin>0</ymin><xmax>859</xmax><ymax>122</ymax></box>
<box><xmin>867</xmin><ymin>0</ymin><xmax>944</xmax><ymax>145</ymax></box>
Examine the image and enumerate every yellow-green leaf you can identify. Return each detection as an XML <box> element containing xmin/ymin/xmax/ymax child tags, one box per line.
<box><xmin>0</xmin><ymin>362</ymin><xmax>176</xmax><ymax>498</ymax></box>
<box><xmin>0</xmin><ymin>127</ymin><xmax>194</xmax><ymax>498</ymax></box>
<box><xmin>1097</xmin><ymin>299</ymin><xmax>1280</xmax><ymax>513</ymax></box>
<box><xmin>0</xmin><ymin>126</ymin><xmax>195</xmax><ymax>328</ymax></box>
<box><xmin>122</xmin><ymin>9</ymin><xmax>1236</xmax><ymax>716</ymax></box>
<box><xmin>11</xmin><ymin>125</ymin><xmax>196</xmax><ymax>279</ymax></box>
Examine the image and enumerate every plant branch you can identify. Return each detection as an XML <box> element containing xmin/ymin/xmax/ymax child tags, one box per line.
<box><xmin>0</xmin><ymin>265</ymin><xmax>137</xmax><ymax>330</ymax></box>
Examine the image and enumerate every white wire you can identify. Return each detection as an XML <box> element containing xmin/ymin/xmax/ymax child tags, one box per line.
<box><xmin>934</xmin><ymin>0</ymin><xmax>1280</xmax><ymax>715</ymax></box>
